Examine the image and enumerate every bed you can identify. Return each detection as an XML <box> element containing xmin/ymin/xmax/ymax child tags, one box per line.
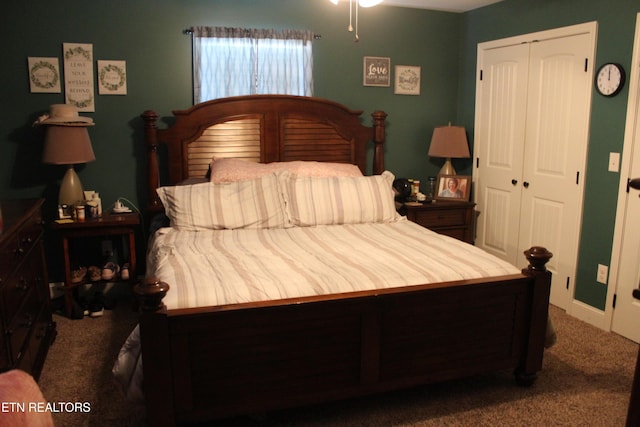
<box><xmin>130</xmin><ymin>95</ymin><xmax>553</xmax><ymax>426</ymax></box>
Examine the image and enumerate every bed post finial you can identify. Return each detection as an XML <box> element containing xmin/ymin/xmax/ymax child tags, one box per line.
<box><xmin>371</xmin><ymin>110</ymin><xmax>387</xmax><ymax>175</ymax></box>
<box><xmin>523</xmin><ymin>246</ymin><xmax>553</xmax><ymax>272</ymax></box>
<box><xmin>142</xmin><ymin>110</ymin><xmax>161</xmax><ymax>214</ymax></box>
<box><xmin>134</xmin><ymin>278</ymin><xmax>170</xmax><ymax>312</ymax></box>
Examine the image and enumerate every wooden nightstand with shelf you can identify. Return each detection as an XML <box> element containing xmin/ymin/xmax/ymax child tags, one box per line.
<box><xmin>399</xmin><ymin>201</ymin><xmax>476</xmax><ymax>244</ymax></box>
<box><xmin>50</xmin><ymin>212</ymin><xmax>141</xmax><ymax>317</ymax></box>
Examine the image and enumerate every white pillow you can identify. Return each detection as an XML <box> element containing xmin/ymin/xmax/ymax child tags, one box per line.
<box><xmin>157</xmin><ymin>175</ymin><xmax>287</xmax><ymax>230</ymax></box>
<box><xmin>279</xmin><ymin>171</ymin><xmax>400</xmax><ymax>226</ymax></box>
<box><xmin>209</xmin><ymin>158</ymin><xmax>363</xmax><ymax>183</ymax></box>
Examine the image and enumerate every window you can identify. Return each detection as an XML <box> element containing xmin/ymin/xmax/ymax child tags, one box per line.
<box><xmin>192</xmin><ymin>27</ymin><xmax>314</xmax><ymax>103</ymax></box>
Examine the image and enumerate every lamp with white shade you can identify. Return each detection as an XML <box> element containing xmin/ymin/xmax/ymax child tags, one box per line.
<box><xmin>428</xmin><ymin>123</ymin><xmax>470</xmax><ymax>176</ymax></box>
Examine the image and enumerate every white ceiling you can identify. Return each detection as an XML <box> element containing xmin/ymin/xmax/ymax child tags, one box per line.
<box><xmin>379</xmin><ymin>0</ymin><xmax>505</xmax><ymax>13</ymax></box>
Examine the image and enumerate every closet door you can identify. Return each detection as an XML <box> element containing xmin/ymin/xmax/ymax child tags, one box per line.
<box><xmin>518</xmin><ymin>34</ymin><xmax>593</xmax><ymax>309</ymax></box>
<box><xmin>475</xmin><ymin>43</ymin><xmax>530</xmax><ymax>264</ymax></box>
<box><xmin>474</xmin><ymin>23</ymin><xmax>595</xmax><ymax>311</ymax></box>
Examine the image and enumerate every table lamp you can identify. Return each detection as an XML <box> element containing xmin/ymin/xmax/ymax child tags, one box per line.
<box><xmin>37</xmin><ymin>104</ymin><xmax>95</xmax><ymax>206</ymax></box>
<box><xmin>428</xmin><ymin>123</ymin><xmax>470</xmax><ymax>175</ymax></box>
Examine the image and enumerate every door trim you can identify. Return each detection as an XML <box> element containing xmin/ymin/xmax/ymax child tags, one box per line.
<box><xmin>476</xmin><ymin>21</ymin><xmax>597</xmax><ymax>51</ymax></box>
<box><xmin>608</xmin><ymin>13</ymin><xmax>640</xmax><ymax>331</ymax></box>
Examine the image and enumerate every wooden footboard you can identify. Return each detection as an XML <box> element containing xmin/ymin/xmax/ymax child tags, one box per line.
<box><xmin>135</xmin><ymin>247</ymin><xmax>552</xmax><ymax>426</ymax></box>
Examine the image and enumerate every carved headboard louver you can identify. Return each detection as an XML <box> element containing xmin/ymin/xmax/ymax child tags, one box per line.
<box><xmin>187</xmin><ymin>118</ymin><xmax>262</xmax><ymax>177</ymax></box>
<box><xmin>142</xmin><ymin>95</ymin><xmax>387</xmax><ymax>215</ymax></box>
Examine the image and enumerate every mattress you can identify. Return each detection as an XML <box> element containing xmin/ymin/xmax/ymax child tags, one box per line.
<box><xmin>147</xmin><ymin>218</ymin><xmax>520</xmax><ymax>310</ymax></box>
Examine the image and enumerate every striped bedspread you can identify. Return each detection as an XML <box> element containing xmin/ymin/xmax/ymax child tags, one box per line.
<box><xmin>147</xmin><ymin>218</ymin><xmax>520</xmax><ymax>310</ymax></box>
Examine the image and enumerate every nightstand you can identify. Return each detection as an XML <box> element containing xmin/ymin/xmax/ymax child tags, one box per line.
<box><xmin>399</xmin><ymin>201</ymin><xmax>476</xmax><ymax>244</ymax></box>
<box><xmin>50</xmin><ymin>212</ymin><xmax>140</xmax><ymax>317</ymax></box>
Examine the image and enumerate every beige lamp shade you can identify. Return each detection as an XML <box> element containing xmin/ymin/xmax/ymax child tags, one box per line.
<box><xmin>42</xmin><ymin>126</ymin><xmax>95</xmax><ymax>206</ymax></box>
<box><xmin>428</xmin><ymin>124</ymin><xmax>470</xmax><ymax>175</ymax></box>
<box><xmin>42</xmin><ymin>126</ymin><xmax>95</xmax><ymax>165</ymax></box>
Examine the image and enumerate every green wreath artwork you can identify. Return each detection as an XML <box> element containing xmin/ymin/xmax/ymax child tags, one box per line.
<box><xmin>64</xmin><ymin>46</ymin><xmax>92</xmax><ymax>61</ymax></box>
<box><xmin>99</xmin><ymin>64</ymin><xmax>126</xmax><ymax>91</ymax></box>
<box><xmin>397</xmin><ymin>69</ymin><xmax>419</xmax><ymax>91</ymax></box>
<box><xmin>68</xmin><ymin>94</ymin><xmax>93</xmax><ymax>109</ymax></box>
<box><xmin>30</xmin><ymin>61</ymin><xmax>59</xmax><ymax>89</ymax></box>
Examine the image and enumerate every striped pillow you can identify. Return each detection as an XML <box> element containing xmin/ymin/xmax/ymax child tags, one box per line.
<box><xmin>157</xmin><ymin>175</ymin><xmax>287</xmax><ymax>230</ymax></box>
<box><xmin>279</xmin><ymin>171</ymin><xmax>400</xmax><ymax>226</ymax></box>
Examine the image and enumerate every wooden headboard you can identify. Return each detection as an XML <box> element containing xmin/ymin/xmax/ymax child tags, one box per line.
<box><xmin>141</xmin><ymin>95</ymin><xmax>388</xmax><ymax>214</ymax></box>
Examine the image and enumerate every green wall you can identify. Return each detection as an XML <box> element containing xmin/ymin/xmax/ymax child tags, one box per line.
<box><xmin>2</xmin><ymin>0</ymin><xmax>638</xmax><ymax>311</ymax></box>
<box><xmin>459</xmin><ymin>0</ymin><xmax>640</xmax><ymax>310</ymax></box>
<box><xmin>0</xmin><ymin>0</ymin><xmax>461</xmax><ymax>217</ymax></box>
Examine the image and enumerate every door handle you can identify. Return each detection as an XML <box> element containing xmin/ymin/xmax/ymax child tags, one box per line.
<box><xmin>511</xmin><ymin>179</ymin><xmax>518</xmax><ymax>186</ymax></box>
<box><xmin>629</xmin><ymin>178</ymin><xmax>640</xmax><ymax>190</ymax></box>
<box><xmin>523</xmin><ymin>181</ymin><xmax>530</xmax><ymax>188</ymax></box>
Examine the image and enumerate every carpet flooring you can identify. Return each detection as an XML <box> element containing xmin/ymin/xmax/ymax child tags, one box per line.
<box><xmin>38</xmin><ymin>289</ymin><xmax>638</xmax><ymax>427</ymax></box>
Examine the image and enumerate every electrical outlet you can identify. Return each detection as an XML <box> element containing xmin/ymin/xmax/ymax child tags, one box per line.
<box><xmin>101</xmin><ymin>240</ymin><xmax>113</xmax><ymax>257</ymax></box>
<box><xmin>597</xmin><ymin>264</ymin><xmax>609</xmax><ymax>284</ymax></box>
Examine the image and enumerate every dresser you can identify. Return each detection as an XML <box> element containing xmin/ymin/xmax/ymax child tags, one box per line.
<box><xmin>0</xmin><ymin>199</ymin><xmax>56</xmax><ymax>379</ymax></box>
<box><xmin>399</xmin><ymin>201</ymin><xmax>476</xmax><ymax>244</ymax></box>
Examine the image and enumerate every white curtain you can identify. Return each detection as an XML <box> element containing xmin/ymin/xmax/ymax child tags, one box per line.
<box><xmin>192</xmin><ymin>27</ymin><xmax>314</xmax><ymax>103</ymax></box>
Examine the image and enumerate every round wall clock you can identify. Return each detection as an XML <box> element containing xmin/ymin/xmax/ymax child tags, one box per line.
<box><xmin>595</xmin><ymin>62</ymin><xmax>625</xmax><ymax>97</ymax></box>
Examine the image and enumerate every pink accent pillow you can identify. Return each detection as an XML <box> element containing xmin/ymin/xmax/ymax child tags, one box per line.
<box><xmin>209</xmin><ymin>158</ymin><xmax>362</xmax><ymax>183</ymax></box>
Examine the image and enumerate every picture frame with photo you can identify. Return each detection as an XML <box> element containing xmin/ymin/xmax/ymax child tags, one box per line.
<box><xmin>435</xmin><ymin>175</ymin><xmax>471</xmax><ymax>201</ymax></box>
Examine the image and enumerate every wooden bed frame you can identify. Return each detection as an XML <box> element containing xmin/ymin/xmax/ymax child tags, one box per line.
<box><xmin>136</xmin><ymin>95</ymin><xmax>552</xmax><ymax>426</ymax></box>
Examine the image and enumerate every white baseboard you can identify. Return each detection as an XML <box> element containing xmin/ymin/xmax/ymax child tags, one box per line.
<box><xmin>566</xmin><ymin>298</ymin><xmax>609</xmax><ymax>331</ymax></box>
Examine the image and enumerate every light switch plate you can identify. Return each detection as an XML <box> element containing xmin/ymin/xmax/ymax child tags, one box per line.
<box><xmin>597</xmin><ymin>264</ymin><xmax>608</xmax><ymax>284</ymax></box>
<box><xmin>609</xmin><ymin>152</ymin><xmax>620</xmax><ymax>172</ymax></box>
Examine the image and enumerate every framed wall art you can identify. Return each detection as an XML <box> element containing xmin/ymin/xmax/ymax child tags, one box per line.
<box><xmin>28</xmin><ymin>57</ymin><xmax>61</xmax><ymax>93</ymax></box>
<box><xmin>63</xmin><ymin>42</ymin><xmax>95</xmax><ymax>112</ymax></box>
<box><xmin>394</xmin><ymin>65</ymin><xmax>421</xmax><ymax>95</ymax></box>
<box><xmin>98</xmin><ymin>60</ymin><xmax>127</xmax><ymax>95</ymax></box>
<box><xmin>436</xmin><ymin>175</ymin><xmax>471</xmax><ymax>201</ymax></box>
<box><xmin>363</xmin><ymin>56</ymin><xmax>391</xmax><ymax>87</ymax></box>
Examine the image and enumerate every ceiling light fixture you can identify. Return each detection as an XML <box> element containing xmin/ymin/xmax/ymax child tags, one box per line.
<box><xmin>330</xmin><ymin>0</ymin><xmax>383</xmax><ymax>42</ymax></box>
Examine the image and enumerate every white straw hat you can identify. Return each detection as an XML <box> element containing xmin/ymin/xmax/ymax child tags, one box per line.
<box><xmin>34</xmin><ymin>104</ymin><xmax>94</xmax><ymax>126</ymax></box>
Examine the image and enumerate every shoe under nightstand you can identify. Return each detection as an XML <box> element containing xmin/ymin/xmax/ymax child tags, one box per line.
<box><xmin>49</xmin><ymin>211</ymin><xmax>141</xmax><ymax>318</ymax></box>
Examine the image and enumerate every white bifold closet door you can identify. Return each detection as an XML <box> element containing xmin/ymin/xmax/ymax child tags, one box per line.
<box><xmin>474</xmin><ymin>24</ymin><xmax>595</xmax><ymax>311</ymax></box>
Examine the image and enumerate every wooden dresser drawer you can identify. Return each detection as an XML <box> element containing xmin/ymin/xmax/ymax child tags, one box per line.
<box><xmin>411</xmin><ymin>208</ymin><xmax>468</xmax><ymax>227</ymax></box>
<box><xmin>399</xmin><ymin>201</ymin><xmax>476</xmax><ymax>244</ymax></box>
<box><xmin>0</xmin><ymin>205</ymin><xmax>42</xmax><ymax>284</ymax></box>
<box><xmin>3</xmin><ymin>275</ymin><xmax>33</xmax><ymax>325</ymax></box>
<box><xmin>0</xmin><ymin>198</ymin><xmax>55</xmax><ymax>379</ymax></box>
<box><xmin>3</xmin><ymin>254</ymin><xmax>45</xmax><ymax>324</ymax></box>
<box><xmin>18</xmin><ymin>216</ymin><xmax>43</xmax><ymax>254</ymax></box>
<box><xmin>15</xmin><ymin>303</ymin><xmax>51</xmax><ymax>373</ymax></box>
<box><xmin>0</xmin><ymin>235</ymin><xmax>20</xmax><ymax>284</ymax></box>
<box><xmin>7</xmin><ymin>288</ymin><xmax>40</xmax><ymax>364</ymax></box>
